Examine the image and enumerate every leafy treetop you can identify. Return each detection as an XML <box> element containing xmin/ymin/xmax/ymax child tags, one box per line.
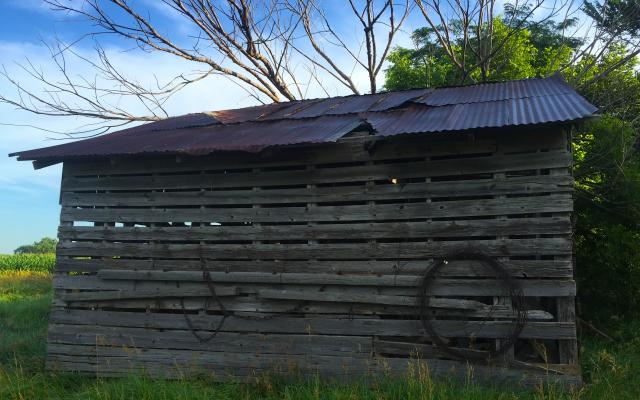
<box><xmin>14</xmin><ymin>238</ymin><xmax>58</xmax><ymax>255</ymax></box>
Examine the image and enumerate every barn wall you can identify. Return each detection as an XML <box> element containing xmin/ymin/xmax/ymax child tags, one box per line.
<box><xmin>49</xmin><ymin>128</ymin><xmax>579</xmax><ymax>385</ymax></box>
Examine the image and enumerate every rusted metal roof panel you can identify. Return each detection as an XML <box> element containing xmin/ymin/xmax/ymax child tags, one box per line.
<box><xmin>278</xmin><ymin>97</ymin><xmax>353</xmax><ymax>119</ymax></box>
<box><xmin>416</xmin><ymin>75</ymin><xmax>574</xmax><ymax>106</ymax></box>
<box><xmin>211</xmin><ymin>102</ymin><xmax>293</xmax><ymax>124</ymax></box>
<box><xmin>323</xmin><ymin>92</ymin><xmax>388</xmax><ymax>114</ymax></box>
<box><xmin>10</xmin><ymin>76</ymin><xmax>597</xmax><ymax>164</ymax></box>
<box><xmin>368</xmin><ymin>88</ymin><xmax>431</xmax><ymax>111</ymax></box>
<box><xmin>260</xmin><ymin>91</ymin><xmax>424</xmax><ymax>120</ymax></box>
<box><xmin>146</xmin><ymin>113</ymin><xmax>220</xmax><ymax>131</ymax></box>
<box><xmin>368</xmin><ymin>93</ymin><xmax>597</xmax><ymax>136</ymax></box>
<box><xmin>12</xmin><ymin>115</ymin><xmax>364</xmax><ymax>160</ymax></box>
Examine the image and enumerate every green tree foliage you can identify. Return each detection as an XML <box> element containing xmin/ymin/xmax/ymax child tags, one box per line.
<box><xmin>384</xmin><ymin>16</ymin><xmax>579</xmax><ymax>90</ymax></box>
<box><xmin>570</xmin><ymin>49</ymin><xmax>640</xmax><ymax>320</ymax></box>
<box><xmin>570</xmin><ymin>44</ymin><xmax>640</xmax><ymax>120</ymax></box>
<box><xmin>384</xmin><ymin>30</ymin><xmax>455</xmax><ymax>90</ymax></box>
<box><xmin>574</xmin><ymin>117</ymin><xmax>640</xmax><ymax>320</ymax></box>
<box><xmin>383</xmin><ymin>12</ymin><xmax>640</xmax><ymax>321</ymax></box>
<box><xmin>584</xmin><ymin>0</ymin><xmax>640</xmax><ymax>37</ymax></box>
<box><xmin>13</xmin><ymin>238</ymin><xmax>58</xmax><ymax>255</ymax></box>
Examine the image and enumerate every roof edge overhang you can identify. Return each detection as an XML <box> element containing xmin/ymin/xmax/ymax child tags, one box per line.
<box><xmin>12</xmin><ymin>117</ymin><xmax>597</xmax><ymax>170</ymax></box>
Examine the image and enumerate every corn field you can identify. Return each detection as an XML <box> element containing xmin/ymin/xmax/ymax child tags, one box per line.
<box><xmin>0</xmin><ymin>254</ymin><xmax>56</xmax><ymax>272</ymax></box>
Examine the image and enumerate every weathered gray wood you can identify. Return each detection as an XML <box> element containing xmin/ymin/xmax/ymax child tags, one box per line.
<box><xmin>88</xmin><ymin>270</ymin><xmax>576</xmax><ymax>296</ymax></box>
<box><xmin>52</xmin><ymin>273</ymin><xmax>576</xmax><ymax>298</ymax></box>
<box><xmin>50</xmin><ymin>309</ymin><xmax>577</xmax><ymax>339</ymax></box>
<box><xmin>61</xmin><ymin>151</ymin><xmax>571</xmax><ymax>191</ymax></box>
<box><xmin>57</xmin><ymin>217</ymin><xmax>571</xmax><ymax>242</ymax></box>
<box><xmin>48</xmin><ymin>326</ymin><xmax>372</xmax><ymax>356</ymax></box>
<box><xmin>557</xmin><ymin>297</ymin><xmax>579</xmax><ymax>365</ymax></box>
<box><xmin>257</xmin><ymin>289</ymin><xmax>481</xmax><ymax>308</ymax></box>
<box><xmin>59</xmin><ymin>286</ymin><xmax>239</xmax><ymax>302</ymax></box>
<box><xmin>256</xmin><ymin>289</ymin><xmax>553</xmax><ymax>318</ymax></box>
<box><xmin>46</xmin><ymin>348</ymin><xmax>580</xmax><ymax>386</ymax></box>
<box><xmin>373</xmin><ymin>338</ymin><xmax>490</xmax><ymax>359</ymax></box>
<box><xmin>56</xmin><ymin>295</ymin><xmax>554</xmax><ymax>320</ymax></box>
<box><xmin>48</xmin><ymin>128</ymin><xmax>579</xmax><ymax>383</ymax></box>
<box><xmin>57</xmin><ymin>237</ymin><xmax>572</xmax><ymax>260</ymax></box>
<box><xmin>59</xmin><ymin>194</ymin><xmax>573</xmax><ymax>224</ymax></box>
<box><xmin>60</xmin><ymin>175</ymin><xmax>573</xmax><ymax>207</ymax></box>
<box><xmin>54</xmin><ymin>271</ymin><xmax>576</xmax><ymax>296</ymax></box>
<box><xmin>55</xmin><ymin>258</ymin><xmax>575</xmax><ymax>278</ymax></box>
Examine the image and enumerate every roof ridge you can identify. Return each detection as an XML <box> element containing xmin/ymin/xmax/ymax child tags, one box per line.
<box><xmin>207</xmin><ymin>75</ymin><xmax>567</xmax><ymax>118</ymax></box>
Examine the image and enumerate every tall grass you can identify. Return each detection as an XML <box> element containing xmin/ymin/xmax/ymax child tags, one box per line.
<box><xmin>0</xmin><ymin>253</ymin><xmax>56</xmax><ymax>272</ymax></box>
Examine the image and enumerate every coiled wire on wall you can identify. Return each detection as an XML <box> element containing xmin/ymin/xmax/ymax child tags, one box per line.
<box><xmin>416</xmin><ymin>252</ymin><xmax>527</xmax><ymax>361</ymax></box>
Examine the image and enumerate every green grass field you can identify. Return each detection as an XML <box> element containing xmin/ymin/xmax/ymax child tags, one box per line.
<box><xmin>1</xmin><ymin>254</ymin><xmax>638</xmax><ymax>400</ymax></box>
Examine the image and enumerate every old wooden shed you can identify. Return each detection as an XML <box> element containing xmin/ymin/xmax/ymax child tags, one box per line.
<box><xmin>11</xmin><ymin>76</ymin><xmax>597</xmax><ymax>386</ymax></box>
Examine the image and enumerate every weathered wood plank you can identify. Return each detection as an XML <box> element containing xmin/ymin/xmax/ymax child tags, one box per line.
<box><xmin>58</xmin><ymin>217</ymin><xmax>571</xmax><ymax>242</ymax></box>
<box><xmin>46</xmin><ymin>349</ymin><xmax>579</xmax><ymax>385</ymax></box>
<box><xmin>57</xmin><ymin>237</ymin><xmax>572</xmax><ymax>260</ymax></box>
<box><xmin>48</xmin><ymin>327</ymin><xmax>372</xmax><ymax>356</ymax></box>
<box><xmin>257</xmin><ymin>290</ymin><xmax>480</xmax><ymax>308</ymax></box>
<box><xmin>59</xmin><ymin>286</ymin><xmax>239</xmax><ymax>302</ymax></box>
<box><xmin>89</xmin><ymin>271</ymin><xmax>576</xmax><ymax>296</ymax></box>
<box><xmin>256</xmin><ymin>289</ymin><xmax>553</xmax><ymax>315</ymax></box>
<box><xmin>55</xmin><ymin>258</ymin><xmax>575</xmax><ymax>278</ymax></box>
<box><xmin>61</xmin><ymin>152</ymin><xmax>571</xmax><ymax>191</ymax></box>
<box><xmin>56</xmin><ymin>296</ymin><xmax>554</xmax><ymax>320</ymax></box>
<box><xmin>52</xmin><ymin>273</ymin><xmax>576</xmax><ymax>297</ymax></box>
<box><xmin>60</xmin><ymin>175</ymin><xmax>573</xmax><ymax>207</ymax></box>
<box><xmin>59</xmin><ymin>194</ymin><xmax>573</xmax><ymax>224</ymax></box>
<box><xmin>557</xmin><ymin>297</ymin><xmax>579</xmax><ymax>365</ymax></box>
<box><xmin>49</xmin><ymin>309</ymin><xmax>577</xmax><ymax>339</ymax></box>
<box><xmin>373</xmin><ymin>338</ymin><xmax>490</xmax><ymax>359</ymax></box>
<box><xmin>54</xmin><ymin>274</ymin><xmax>577</xmax><ymax>298</ymax></box>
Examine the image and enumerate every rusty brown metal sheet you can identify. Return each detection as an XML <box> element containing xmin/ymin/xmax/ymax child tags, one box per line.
<box><xmin>211</xmin><ymin>102</ymin><xmax>297</xmax><ymax>124</ymax></box>
<box><xmin>416</xmin><ymin>75</ymin><xmax>574</xmax><ymax>106</ymax></box>
<box><xmin>146</xmin><ymin>113</ymin><xmax>220</xmax><ymax>131</ymax></box>
<box><xmin>10</xmin><ymin>76</ymin><xmax>597</xmax><ymax>163</ymax></box>
<box><xmin>11</xmin><ymin>115</ymin><xmax>364</xmax><ymax>160</ymax></box>
<box><xmin>367</xmin><ymin>93</ymin><xmax>597</xmax><ymax>136</ymax></box>
<box><xmin>368</xmin><ymin>88</ymin><xmax>431</xmax><ymax>111</ymax></box>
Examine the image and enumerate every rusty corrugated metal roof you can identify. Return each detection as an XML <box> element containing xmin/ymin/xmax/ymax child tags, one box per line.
<box><xmin>12</xmin><ymin>115</ymin><xmax>365</xmax><ymax>159</ymax></box>
<box><xmin>10</xmin><ymin>75</ymin><xmax>597</xmax><ymax>164</ymax></box>
<box><xmin>368</xmin><ymin>93</ymin><xmax>597</xmax><ymax>135</ymax></box>
<box><xmin>416</xmin><ymin>76</ymin><xmax>575</xmax><ymax>106</ymax></box>
<box><xmin>146</xmin><ymin>113</ymin><xmax>220</xmax><ymax>131</ymax></box>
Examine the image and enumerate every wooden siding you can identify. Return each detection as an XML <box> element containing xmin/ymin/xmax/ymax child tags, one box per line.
<box><xmin>48</xmin><ymin>129</ymin><xmax>580</xmax><ymax>386</ymax></box>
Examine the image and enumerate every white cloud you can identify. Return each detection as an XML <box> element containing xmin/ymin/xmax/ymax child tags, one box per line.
<box><xmin>6</xmin><ymin>0</ymin><xmax>84</xmax><ymax>16</ymax></box>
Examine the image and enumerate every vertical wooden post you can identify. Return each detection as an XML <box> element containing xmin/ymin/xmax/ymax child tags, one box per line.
<box><xmin>494</xmin><ymin>146</ymin><xmax>515</xmax><ymax>361</ymax></box>
<box><xmin>551</xmin><ymin>146</ymin><xmax>579</xmax><ymax>365</ymax></box>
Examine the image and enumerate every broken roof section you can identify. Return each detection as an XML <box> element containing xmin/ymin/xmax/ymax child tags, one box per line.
<box><xmin>10</xmin><ymin>75</ymin><xmax>597</xmax><ymax>165</ymax></box>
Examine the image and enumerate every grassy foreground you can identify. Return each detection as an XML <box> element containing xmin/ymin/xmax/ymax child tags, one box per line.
<box><xmin>1</xmin><ymin>255</ymin><xmax>639</xmax><ymax>399</ymax></box>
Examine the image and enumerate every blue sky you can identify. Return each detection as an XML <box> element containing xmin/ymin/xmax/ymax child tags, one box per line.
<box><xmin>0</xmin><ymin>1</ymin><xmax>234</xmax><ymax>253</ymax></box>
<box><xmin>0</xmin><ymin>1</ymin><xmax>432</xmax><ymax>253</ymax></box>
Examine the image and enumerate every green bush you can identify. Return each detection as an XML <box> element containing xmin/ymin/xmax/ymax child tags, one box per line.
<box><xmin>0</xmin><ymin>254</ymin><xmax>56</xmax><ymax>273</ymax></box>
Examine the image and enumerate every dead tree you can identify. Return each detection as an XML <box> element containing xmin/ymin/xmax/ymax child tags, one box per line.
<box><xmin>0</xmin><ymin>0</ymin><xmax>409</xmax><ymax>135</ymax></box>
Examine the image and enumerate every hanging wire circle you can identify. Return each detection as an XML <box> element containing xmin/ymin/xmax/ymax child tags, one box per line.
<box><xmin>416</xmin><ymin>252</ymin><xmax>527</xmax><ymax>361</ymax></box>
